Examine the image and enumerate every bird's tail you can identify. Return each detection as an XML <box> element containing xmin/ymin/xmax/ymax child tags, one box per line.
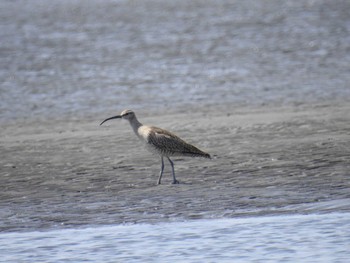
<box><xmin>203</xmin><ymin>152</ymin><xmax>211</xmax><ymax>159</ymax></box>
<box><xmin>182</xmin><ymin>151</ymin><xmax>211</xmax><ymax>159</ymax></box>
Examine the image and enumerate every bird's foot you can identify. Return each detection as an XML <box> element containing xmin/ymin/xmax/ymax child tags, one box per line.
<box><xmin>172</xmin><ymin>180</ymin><xmax>180</xmax><ymax>184</ymax></box>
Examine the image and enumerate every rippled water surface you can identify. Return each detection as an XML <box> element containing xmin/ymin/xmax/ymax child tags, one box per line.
<box><xmin>1</xmin><ymin>0</ymin><xmax>350</xmax><ymax>120</ymax></box>
<box><xmin>1</xmin><ymin>213</ymin><xmax>349</xmax><ymax>263</ymax></box>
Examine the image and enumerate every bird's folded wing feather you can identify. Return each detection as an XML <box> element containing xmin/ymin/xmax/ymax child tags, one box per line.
<box><xmin>147</xmin><ymin>127</ymin><xmax>206</xmax><ymax>156</ymax></box>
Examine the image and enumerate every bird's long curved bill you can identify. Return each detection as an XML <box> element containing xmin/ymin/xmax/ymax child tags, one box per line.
<box><xmin>100</xmin><ymin>115</ymin><xmax>122</xmax><ymax>126</ymax></box>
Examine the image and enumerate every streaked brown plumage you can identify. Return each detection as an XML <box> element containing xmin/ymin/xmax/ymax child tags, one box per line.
<box><xmin>100</xmin><ymin>109</ymin><xmax>210</xmax><ymax>184</ymax></box>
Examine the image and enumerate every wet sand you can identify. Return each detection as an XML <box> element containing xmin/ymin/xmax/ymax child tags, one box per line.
<box><xmin>1</xmin><ymin>103</ymin><xmax>349</xmax><ymax>232</ymax></box>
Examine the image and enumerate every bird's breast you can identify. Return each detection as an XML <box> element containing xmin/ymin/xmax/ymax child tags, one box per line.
<box><xmin>136</xmin><ymin>126</ymin><xmax>152</xmax><ymax>142</ymax></box>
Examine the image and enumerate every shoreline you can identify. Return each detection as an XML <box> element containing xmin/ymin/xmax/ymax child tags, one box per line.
<box><xmin>1</xmin><ymin>102</ymin><xmax>350</xmax><ymax>232</ymax></box>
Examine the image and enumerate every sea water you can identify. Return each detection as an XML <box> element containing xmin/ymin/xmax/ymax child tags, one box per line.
<box><xmin>1</xmin><ymin>0</ymin><xmax>350</xmax><ymax>121</ymax></box>
<box><xmin>0</xmin><ymin>213</ymin><xmax>349</xmax><ymax>262</ymax></box>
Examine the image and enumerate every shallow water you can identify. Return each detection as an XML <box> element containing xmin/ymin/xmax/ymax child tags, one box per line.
<box><xmin>1</xmin><ymin>213</ymin><xmax>349</xmax><ymax>263</ymax></box>
<box><xmin>1</xmin><ymin>0</ymin><xmax>350</xmax><ymax>121</ymax></box>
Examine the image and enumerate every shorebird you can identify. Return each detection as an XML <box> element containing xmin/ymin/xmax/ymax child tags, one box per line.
<box><xmin>100</xmin><ymin>109</ymin><xmax>210</xmax><ymax>184</ymax></box>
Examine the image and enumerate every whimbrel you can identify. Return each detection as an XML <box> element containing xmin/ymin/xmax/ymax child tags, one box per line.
<box><xmin>100</xmin><ymin>109</ymin><xmax>210</xmax><ymax>184</ymax></box>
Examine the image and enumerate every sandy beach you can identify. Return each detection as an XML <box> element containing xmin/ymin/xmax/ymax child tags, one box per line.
<box><xmin>1</xmin><ymin>103</ymin><xmax>349</xmax><ymax>232</ymax></box>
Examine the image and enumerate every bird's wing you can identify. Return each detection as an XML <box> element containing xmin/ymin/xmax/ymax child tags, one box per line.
<box><xmin>148</xmin><ymin>126</ymin><xmax>209</xmax><ymax>157</ymax></box>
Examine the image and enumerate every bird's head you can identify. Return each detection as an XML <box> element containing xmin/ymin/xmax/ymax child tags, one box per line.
<box><xmin>100</xmin><ymin>109</ymin><xmax>135</xmax><ymax>125</ymax></box>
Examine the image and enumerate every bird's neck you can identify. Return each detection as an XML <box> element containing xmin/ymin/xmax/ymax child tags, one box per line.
<box><xmin>128</xmin><ymin>116</ymin><xmax>143</xmax><ymax>135</ymax></box>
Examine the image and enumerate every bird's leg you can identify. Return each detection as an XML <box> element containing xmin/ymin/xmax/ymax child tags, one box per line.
<box><xmin>157</xmin><ymin>156</ymin><xmax>165</xmax><ymax>185</ymax></box>
<box><xmin>167</xmin><ymin>157</ymin><xmax>179</xmax><ymax>184</ymax></box>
